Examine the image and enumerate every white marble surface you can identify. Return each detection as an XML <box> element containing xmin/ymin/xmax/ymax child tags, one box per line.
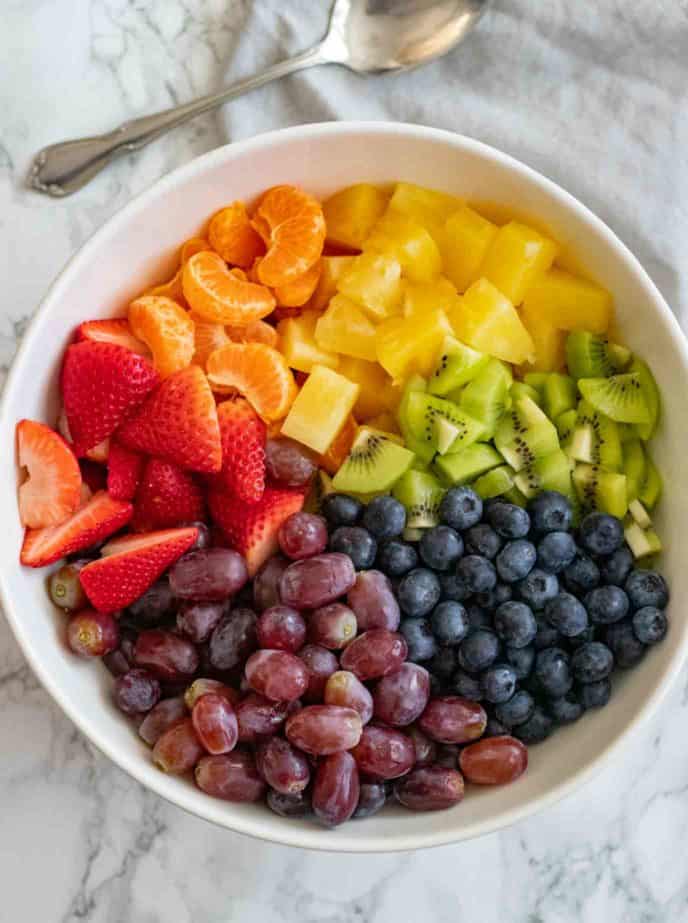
<box><xmin>2</xmin><ymin>2</ymin><xmax>688</xmax><ymax>920</ymax></box>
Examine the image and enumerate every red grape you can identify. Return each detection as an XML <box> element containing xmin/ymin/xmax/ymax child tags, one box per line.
<box><xmin>278</xmin><ymin>512</ymin><xmax>328</xmax><ymax>560</ymax></box>
<box><xmin>256</xmin><ymin>605</ymin><xmax>307</xmax><ymax>652</ymax></box>
<box><xmin>169</xmin><ymin>548</ymin><xmax>248</xmax><ymax>601</ymax></box>
<box><xmin>351</xmin><ymin>725</ymin><xmax>415</xmax><ymax>779</ymax></box>
<box><xmin>133</xmin><ymin>629</ymin><xmax>199</xmax><ymax>681</ymax></box>
<box><xmin>244</xmin><ymin>650</ymin><xmax>309</xmax><ymax>701</ymax></box>
<box><xmin>139</xmin><ymin>696</ymin><xmax>187</xmax><ymax>746</ymax></box>
<box><xmin>184</xmin><ymin>678</ymin><xmax>240</xmax><ymax>710</ymax></box>
<box><xmin>419</xmin><ymin>696</ymin><xmax>487</xmax><ymax>744</ymax></box>
<box><xmin>340</xmin><ymin>629</ymin><xmax>408</xmax><ymax>681</ymax></box>
<box><xmin>267</xmin><ymin>788</ymin><xmax>312</xmax><ymax>818</ymax></box>
<box><xmin>394</xmin><ymin>766</ymin><xmax>465</xmax><ymax>811</ymax></box>
<box><xmin>192</xmin><ymin>693</ymin><xmax>239</xmax><ymax>754</ymax></box>
<box><xmin>195</xmin><ymin>751</ymin><xmax>266</xmax><ymax>802</ymax></box>
<box><xmin>208</xmin><ymin>608</ymin><xmax>257</xmax><ymax>671</ymax></box>
<box><xmin>236</xmin><ymin>693</ymin><xmax>290</xmax><ymax>742</ymax></box>
<box><xmin>253</xmin><ymin>556</ymin><xmax>289</xmax><ymax>611</ymax></box>
<box><xmin>152</xmin><ymin>718</ymin><xmax>203</xmax><ymax>773</ymax></box>
<box><xmin>49</xmin><ymin>561</ymin><xmax>88</xmax><ymax>610</ymax></box>
<box><xmin>286</xmin><ymin>705</ymin><xmax>362</xmax><ymax>755</ymax></box>
<box><xmin>265</xmin><ymin>438</ymin><xmax>316</xmax><ymax>487</ymax></box>
<box><xmin>256</xmin><ymin>737</ymin><xmax>311</xmax><ymax>794</ymax></box>
<box><xmin>324</xmin><ymin>670</ymin><xmax>373</xmax><ymax>724</ymax></box>
<box><xmin>354</xmin><ymin>781</ymin><xmax>388</xmax><ymax>819</ymax></box>
<box><xmin>312</xmin><ymin>751</ymin><xmax>360</xmax><ymax>827</ymax></box>
<box><xmin>308</xmin><ymin>603</ymin><xmax>357</xmax><ymax>650</ymax></box>
<box><xmin>372</xmin><ymin>663</ymin><xmax>430</xmax><ymax>727</ymax></box>
<box><xmin>459</xmin><ymin>735</ymin><xmax>528</xmax><ymax>785</ymax></box>
<box><xmin>298</xmin><ymin>644</ymin><xmax>339</xmax><ymax>701</ymax></box>
<box><xmin>127</xmin><ymin>579</ymin><xmax>175</xmax><ymax>627</ymax></box>
<box><xmin>407</xmin><ymin>725</ymin><xmax>437</xmax><ymax>767</ymax></box>
<box><xmin>347</xmin><ymin>570</ymin><xmax>400</xmax><ymax>632</ymax></box>
<box><xmin>114</xmin><ymin>668</ymin><xmax>161</xmax><ymax>715</ymax></box>
<box><xmin>67</xmin><ymin>609</ymin><xmax>119</xmax><ymax>658</ymax></box>
<box><xmin>434</xmin><ymin>744</ymin><xmax>460</xmax><ymax>769</ymax></box>
<box><xmin>103</xmin><ymin>632</ymin><xmax>136</xmax><ymax>676</ymax></box>
<box><xmin>177</xmin><ymin>601</ymin><xmax>227</xmax><ymax>643</ymax></box>
<box><xmin>280</xmin><ymin>553</ymin><xmax>356</xmax><ymax>609</ymax></box>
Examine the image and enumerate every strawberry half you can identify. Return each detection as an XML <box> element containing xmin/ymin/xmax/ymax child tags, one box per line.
<box><xmin>118</xmin><ymin>365</ymin><xmax>222</xmax><ymax>474</ymax></box>
<box><xmin>76</xmin><ymin>319</ymin><xmax>149</xmax><ymax>356</ymax></box>
<box><xmin>79</xmin><ymin>526</ymin><xmax>198</xmax><ymax>612</ymax></box>
<box><xmin>107</xmin><ymin>441</ymin><xmax>144</xmax><ymax>501</ymax></box>
<box><xmin>216</xmin><ymin>396</ymin><xmax>266</xmax><ymax>503</ymax></box>
<box><xmin>57</xmin><ymin>407</ymin><xmax>111</xmax><ymax>463</ymax></box>
<box><xmin>208</xmin><ymin>485</ymin><xmax>305</xmax><ymax>576</ymax></box>
<box><xmin>132</xmin><ymin>458</ymin><xmax>205</xmax><ymax>532</ymax></box>
<box><xmin>17</xmin><ymin>419</ymin><xmax>82</xmax><ymax>529</ymax></box>
<box><xmin>61</xmin><ymin>341</ymin><xmax>159</xmax><ymax>456</ymax></box>
<box><xmin>20</xmin><ymin>490</ymin><xmax>133</xmax><ymax>567</ymax></box>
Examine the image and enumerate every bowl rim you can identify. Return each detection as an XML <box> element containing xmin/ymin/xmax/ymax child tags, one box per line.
<box><xmin>3</xmin><ymin>120</ymin><xmax>688</xmax><ymax>852</ymax></box>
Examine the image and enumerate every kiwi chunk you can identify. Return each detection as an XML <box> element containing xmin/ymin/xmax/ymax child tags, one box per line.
<box><xmin>428</xmin><ymin>336</ymin><xmax>489</xmax><ymax>396</ymax></box>
<box><xmin>503</xmin><ymin>486</ymin><xmax>529</xmax><ymax>508</ymax></box>
<box><xmin>405</xmin><ymin>392</ymin><xmax>486</xmax><ymax>453</ymax></box>
<box><xmin>565</xmin><ymin>331</ymin><xmax>631</xmax><ymax>379</ymax></box>
<box><xmin>578</xmin><ymin>374</ymin><xmax>651</xmax><ymax>424</ymax></box>
<box><xmin>523</xmin><ymin>372</ymin><xmax>549</xmax><ymax>397</ymax></box>
<box><xmin>397</xmin><ymin>375</ymin><xmax>435</xmax><ymax>463</ymax></box>
<box><xmin>495</xmin><ymin>395</ymin><xmax>559</xmax><ymax>472</ymax></box>
<box><xmin>543</xmin><ymin>373</ymin><xmax>577</xmax><ymax>420</ymax></box>
<box><xmin>624</xmin><ymin>522</ymin><xmax>662</xmax><ymax>559</ymax></box>
<box><xmin>567</xmin><ymin>400</ymin><xmax>622</xmax><ymax>471</ymax></box>
<box><xmin>332</xmin><ymin>427</ymin><xmax>414</xmax><ymax>493</ymax></box>
<box><xmin>514</xmin><ymin>449</ymin><xmax>573</xmax><ymax>499</ymax></box>
<box><xmin>628</xmin><ymin>498</ymin><xmax>652</xmax><ymax>529</ymax></box>
<box><xmin>473</xmin><ymin>465</ymin><xmax>515</xmax><ymax>499</ymax></box>
<box><xmin>629</xmin><ymin>357</ymin><xmax>660</xmax><ymax>440</ymax></box>
<box><xmin>393</xmin><ymin>469</ymin><xmax>445</xmax><ymax>528</ymax></box>
<box><xmin>511</xmin><ymin>382</ymin><xmax>541</xmax><ymax>406</ymax></box>
<box><xmin>556</xmin><ymin>409</ymin><xmax>578</xmax><ymax>445</ymax></box>
<box><xmin>572</xmin><ymin>464</ymin><xmax>628</xmax><ymax>518</ymax></box>
<box><xmin>622</xmin><ymin>439</ymin><xmax>646</xmax><ymax>502</ymax></box>
<box><xmin>638</xmin><ymin>454</ymin><xmax>662</xmax><ymax>510</ymax></box>
<box><xmin>434</xmin><ymin>443</ymin><xmax>502</xmax><ymax>486</ymax></box>
<box><xmin>459</xmin><ymin>359</ymin><xmax>512</xmax><ymax>438</ymax></box>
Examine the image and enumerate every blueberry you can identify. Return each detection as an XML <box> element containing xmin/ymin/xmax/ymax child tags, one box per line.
<box><xmin>449</xmin><ymin>669</ymin><xmax>483</xmax><ymax>700</ymax></box>
<box><xmin>439</xmin><ymin>571</ymin><xmax>471</xmax><ymax>602</ymax></box>
<box><xmin>377</xmin><ymin>540</ymin><xmax>418</xmax><ymax>577</ymax></box>
<box><xmin>578</xmin><ymin>512</ymin><xmax>624</xmax><ymax>556</ymax></box>
<box><xmin>547</xmin><ymin>693</ymin><xmax>584</xmax><ymax>724</ymax></box>
<box><xmin>431</xmin><ymin>600</ymin><xmax>470</xmax><ymax>645</ymax></box>
<box><xmin>513</xmin><ymin>706</ymin><xmax>553</xmax><ymax>744</ymax></box>
<box><xmin>537</xmin><ymin>531</ymin><xmax>577</xmax><ymax>574</ymax></box>
<box><xmin>484</xmin><ymin>716</ymin><xmax>510</xmax><ymax>737</ymax></box>
<box><xmin>599</xmin><ymin>545</ymin><xmax>634</xmax><ymax>587</ymax></box>
<box><xmin>428</xmin><ymin>645</ymin><xmax>457</xmax><ymax>680</ymax></box>
<box><xmin>494</xmin><ymin>601</ymin><xmax>537</xmax><ymax>648</ymax></box>
<box><xmin>571</xmin><ymin>641</ymin><xmax>614</xmax><ymax>683</ymax></box>
<box><xmin>528</xmin><ymin>490</ymin><xmax>573</xmax><ymax>534</ymax></box>
<box><xmin>535</xmin><ymin>647</ymin><xmax>573</xmax><ymax>697</ymax></box>
<box><xmin>480</xmin><ymin>663</ymin><xmax>517</xmax><ymax>704</ymax></box>
<box><xmin>362</xmin><ymin>495</ymin><xmax>406</xmax><ymax>541</ymax></box>
<box><xmin>605</xmin><ymin>621</ymin><xmax>645</xmax><ymax>669</ymax></box>
<box><xmin>585</xmin><ymin>585</ymin><xmax>629</xmax><ymax>625</ymax></box>
<box><xmin>322</xmin><ymin>493</ymin><xmax>363</xmax><ymax>527</ymax></box>
<box><xmin>632</xmin><ymin>607</ymin><xmax>668</xmax><ymax>645</ymax></box>
<box><xmin>545</xmin><ymin>592</ymin><xmax>589</xmax><ymax>638</ymax></box>
<box><xmin>419</xmin><ymin>525</ymin><xmax>463</xmax><ymax>571</ymax></box>
<box><xmin>440</xmin><ymin>486</ymin><xmax>483</xmax><ymax>531</ymax></box>
<box><xmin>624</xmin><ymin>570</ymin><xmax>669</xmax><ymax>610</ymax></box>
<box><xmin>455</xmin><ymin>555</ymin><xmax>497</xmax><ymax>595</ymax></box>
<box><xmin>400</xmin><ymin>618</ymin><xmax>437</xmax><ymax>662</ymax></box>
<box><xmin>577</xmin><ymin>678</ymin><xmax>611</xmax><ymax>709</ymax></box>
<box><xmin>397</xmin><ymin>568</ymin><xmax>442</xmax><ymax>617</ymax></box>
<box><xmin>486</xmin><ymin>502</ymin><xmax>531</xmax><ymax>539</ymax></box>
<box><xmin>496</xmin><ymin>539</ymin><xmax>537</xmax><ymax>583</ymax></box>
<box><xmin>464</xmin><ymin>523</ymin><xmax>502</xmax><ymax>559</ymax></box>
<box><xmin>518</xmin><ymin>568</ymin><xmax>559</xmax><ymax>610</ymax></box>
<box><xmin>565</xmin><ymin>625</ymin><xmax>597</xmax><ymax>649</ymax></box>
<box><xmin>466</xmin><ymin>605</ymin><xmax>492</xmax><ymax>629</ymax></box>
<box><xmin>475</xmin><ymin>582</ymin><xmax>513</xmax><ymax>609</ymax></box>
<box><xmin>495</xmin><ymin>689</ymin><xmax>535</xmax><ymax>727</ymax></box>
<box><xmin>562</xmin><ymin>552</ymin><xmax>600</xmax><ymax>595</ymax></box>
<box><xmin>534</xmin><ymin>617</ymin><xmax>561</xmax><ymax>650</ymax></box>
<box><xmin>457</xmin><ymin>629</ymin><xmax>500</xmax><ymax>672</ymax></box>
<box><xmin>505</xmin><ymin>643</ymin><xmax>536</xmax><ymax>680</ymax></box>
<box><xmin>329</xmin><ymin>526</ymin><xmax>377</xmax><ymax>569</ymax></box>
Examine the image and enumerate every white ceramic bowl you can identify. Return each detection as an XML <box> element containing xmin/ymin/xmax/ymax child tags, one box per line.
<box><xmin>1</xmin><ymin>122</ymin><xmax>687</xmax><ymax>852</ymax></box>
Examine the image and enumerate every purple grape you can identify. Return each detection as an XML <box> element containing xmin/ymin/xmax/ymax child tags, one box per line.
<box><xmin>372</xmin><ymin>663</ymin><xmax>430</xmax><ymax>727</ymax></box>
<box><xmin>308</xmin><ymin>603</ymin><xmax>358</xmax><ymax>649</ymax></box>
<box><xmin>152</xmin><ymin>718</ymin><xmax>203</xmax><ymax>774</ymax></box>
<box><xmin>298</xmin><ymin>644</ymin><xmax>339</xmax><ymax>701</ymax></box>
<box><xmin>419</xmin><ymin>696</ymin><xmax>487</xmax><ymax>744</ymax></box>
<box><xmin>407</xmin><ymin>725</ymin><xmax>437</xmax><ymax>767</ymax></box>
<box><xmin>280</xmin><ymin>553</ymin><xmax>356</xmax><ymax>610</ymax></box>
<box><xmin>340</xmin><ymin>629</ymin><xmax>408</xmax><ymax>681</ymax></box>
<box><xmin>67</xmin><ymin>610</ymin><xmax>119</xmax><ymax>658</ymax></box>
<box><xmin>235</xmin><ymin>694</ymin><xmax>290</xmax><ymax>742</ymax></box>
<box><xmin>253</xmin><ymin>556</ymin><xmax>289</xmax><ymax>611</ymax></box>
<box><xmin>208</xmin><ymin>608</ymin><xmax>257</xmax><ymax>671</ymax></box>
<box><xmin>127</xmin><ymin>579</ymin><xmax>176</xmax><ymax>627</ymax></box>
<box><xmin>285</xmin><ymin>705</ymin><xmax>362</xmax><ymax>755</ymax></box>
<box><xmin>49</xmin><ymin>561</ymin><xmax>88</xmax><ymax>610</ymax></box>
<box><xmin>394</xmin><ymin>766</ymin><xmax>464</xmax><ymax>811</ymax></box>
<box><xmin>278</xmin><ymin>512</ymin><xmax>328</xmax><ymax>560</ymax></box>
<box><xmin>267</xmin><ymin>788</ymin><xmax>312</xmax><ymax>818</ymax></box>
<box><xmin>191</xmin><ymin>693</ymin><xmax>238</xmax><ymax>754</ymax></box>
<box><xmin>133</xmin><ymin>629</ymin><xmax>199</xmax><ymax>681</ymax></box>
<box><xmin>354</xmin><ymin>781</ymin><xmax>388</xmax><ymax>819</ymax></box>
<box><xmin>347</xmin><ymin>570</ymin><xmax>400</xmax><ymax>631</ymax></box>
<box><xmin>312</xmin><ymin>751</ymin><xmax>360</xmax><ymax>827</ymax></box>
<box><xmin>195</xmin><ymin>751</ymin><xmax>266</xmax><ymax>802</ymax></box>
<box><xmin>265</xmin><ymin>438</ymin><xmax>316</xmax><ymax>487</ymax></box>
<box><xmin>244</xmin><ymin>650</ymin><xmax>310</xmax><ymax>702</ymax></box>
<box><xmin>256</xmin><ymin>605</ymin><xmax>307</xmax><ymax>653</ymax></box>
<box><xmin>139</xmin><ymin>697</ymin><xmax>187</xmax><ymax>746</ymax></box>
<box><xmin>177</xmin><ymin>601</ymin><xmax>227</xmax><ymax>643</ymax></box>
<box><xmin>459</xmin><ymin>735</ymin><xmax>528</xmax><ymax>785</ymax></box>
<box><xmin>114</xmin><ymin>668</ymin><xmax>161</xmax><ymax>715</ymax></box>
<box><xmin>324</xmin><ymin>670</ymin><xmax>374</xmax><ymax>724</ymax></box>
<box><xmin>351</xmin><ymin>725</ymin><xmax>416</xmax><ymax>779</ymax></box>
<box><xmin>256</xmin><ymin>737</ymin><xmax>311</xmax><ymax>794</ymax></box>
<box><xmin>184</xmin><ymin>678</ymin><xmax>240</xmax><ymax>710</ymax></box>
<box><xmin>169</xmin><ymin>548</ymin><xmax>248</xmax><ymax>601</ymax></box>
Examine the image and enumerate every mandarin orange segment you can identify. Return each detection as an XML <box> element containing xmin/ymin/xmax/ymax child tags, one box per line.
<box><xmin>183</xmin><ymin>250</ymin><xmax>275</xmax><ymax>326</ymax></box>
<box><xmin>274</xmin><ymin>260</ymin><xmax>322</xmax><ymax>308</ymax></box>
<box><xmin>253</xmin><ymin>185</ymin><xmax>326</xmax><ymax>288</ymax></box>
<box><xmin>189</xmin><ymin>312</ymin><xmax>231</xmax><ymax>367</ymax></box>
<box><xmin>206</xmin><ymin>343</ymin><xmax>297</xmax><ymax>421</ymax></box>
<box><xmin>180</xmin><ymin>237</ymin><xmax>212</xmax><ymax>265</ymax></box>
<box><xmin>208</xmin><ymin>203</ymin><xmax>265</xmax><ymax>268</ymax></box>
<box><xmin>128</xmin><ymin>295</ymin><xmax>195</xmax><ymax>378</ymax></box>
<box><xmin>226</xmin><ymin>319</ymin><xmax>278</xmax><ymax>348</ymax></box>
<box><xmin>146</xmin><ymin>267</ymin><xmax>188</xmax><ymax>307</ymax></box>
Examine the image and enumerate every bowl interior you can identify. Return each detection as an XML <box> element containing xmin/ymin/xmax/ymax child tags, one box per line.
<box><xmin>2</xmin><ymin>123</ymin><xmax>687</xmax><ymax>852</ymax></box>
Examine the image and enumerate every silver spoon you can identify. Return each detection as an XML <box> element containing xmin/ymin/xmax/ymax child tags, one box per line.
<box><xmin>27</xmin><ymin>0</ymin><xmax>489</xmax><ymax>198</ymax></box>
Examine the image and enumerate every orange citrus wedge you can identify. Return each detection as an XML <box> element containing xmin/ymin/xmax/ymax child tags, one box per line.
<box><xmin>206</xmin><ymin>343</ymin><xmax>297</xmax><ymax>421</ymax></box>
<box><xmin>146</xmin><ymin>267</ymin><xmax>188</xmax><ymax>307</ymax></box>
<box><xmin>182</xmin><ymin>250</ymin><xmax>275</xmax><ymax>325</ymax></box>
<box><xmin>208</xmin><ymin>203</ymin><xmax>265</xmax><ymax>268</ymax></box>
<box><xmin>180</xmin><ymin>237</ymin><xmax>212</xmax><ymax>265</ymax></box>
<box><xmin>274</xmin><ymin>259</ymin><xmax>322</xmax><ymax>308</ymax></box>
<box><xmin>252</xmin><ymin>185</ymin><xmax>326</xmax><ymax>288</ymax></box>
<box><xmin>129</xmin><ymin>295</ymin><xmax>195</xmax><ymax>378</ymax></box>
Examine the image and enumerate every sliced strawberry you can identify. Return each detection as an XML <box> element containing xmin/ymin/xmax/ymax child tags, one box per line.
<box><xmin>76</xmin><ymin>319</ymin><xmax>149</xmax><ymax>356</ymax></box>
<box><xmin>215</xmin><ymin>396</ymin><xmax>266</xmax><ymax>503</ymax></box>
<box><xmin>79</xmin><ymin>526</ymin><xmax>198</xmax><ymax>612</ymax></box>
<box><xmin>132</xmin><ymin>458</ymin><xmax>205</xmax><ymax>531</ymax></box>
<box><xmin>107</xmin><ymin>442</ymin><xmax>144</xmax><ymax>501</ymax></box>
<box><xmin>58</xmin><ymin>407</ymin><xmax>110</xmax><ymax>463</ymax></box>
<box><xmin>208</xmin><ymin>485</ymin><xmax>305</xmax><ymax>576</ymax></box>
<box><xmin>118</xmin><ymin>365</ymin><xmax>222</xmax><ymax>474</ymax></box>
<box><xmin>20</xmin><ymin>490</ymin><xmax>133</xmax><ymax>567</ymax></box>
<box><xmin>61</xmin><ymin>341</ymin><xmax>159</xmax><ymax>456</ymax></box>
<box><xmin>17</xmin><ymin>419</ymin><xmax>82</xmax><ymax>529</ymax></box>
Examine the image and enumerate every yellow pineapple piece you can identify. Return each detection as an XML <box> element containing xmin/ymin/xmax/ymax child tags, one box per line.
<box><xmin>388</xmin><ymin>183</ymin><xmax>462</xmax><ymax>246</ymax></box>
<box><xmin>337</xmin><ymin>356</ymin><xmax>399</xmax><ymax>421</ymax></box>
<box><xmin>441</xmin><ymin>205</ymin><xmax>499</xmax><ymax>293</ymax></box>
<box><xmin>278</xmin><ymin>310</ymin><xmax>339</xmax><ymax>373</ymax></box>
<box><xmin>315</xmin><ymin>294</ymin><xmax>378</xmax><ymax>362</ymax></box>
<box><xmin>322</xmin><ymin>184</ymin><xmax>389</xmax><ymax>250</ymax></box>
<box><xmin>281</xmin><ymin>365</ymin><xmax>360</xmax><ymax>455</ymax></box>
<box><xmin>523</xmin><ymin>268</ymin><xmax>612</xmax><ymax>333</ymax></box>
<box><xmin>365</xmin><ymin>212</ymin><xmax>442</xmax><ymax>283</ymax></box>
<box><xmin>448</xmin><ymin>278</ymin><xmax>535</xmax><ymax>365</ymax></box>
<box><xmin>366</xmin><ymin>411</ymin><xmax>402</xmax><ymax>437</ymax></box>
<box><xmin>376</xmin><ymin>308</ymin><xmax>453</xmax><ymax>383</ymax></box>
<box><xmin>310</xmin><ymin>256</ymin><xmax>355</xmax><ymax>311</ymax></box>
<box><xmin>518</xmin><ymin>300</ymin><xmax>566</xmax><ymax>372</ymax></box>
<box><xmin>480</xmin><ymin>221</ymin><xmax>559</xmax><ymax>305</ymax></box>
<box><xmin>337</xmin><ymin>251</ymin><xmax>403</xmax><ymax>320</ymax></box>
<box><xmin>403</xmin><ymin>277</ymin><xmax>461</xmax><ymax>318</ymax></box>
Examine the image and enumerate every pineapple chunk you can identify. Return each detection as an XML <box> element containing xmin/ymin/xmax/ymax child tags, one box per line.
<box><xmin>403</xmin><ymin>277</ymin><xmax>461</xmax><ymax>318</ymax></box>
<box><xmin>442</xmin><ymin>205</ymin><xmax>499</xmax><ymax>293</ymax></box>
<box><xmin>337</xmin><ymin>356</ymin><xmax>400</xmax><ymax>421</ymax></box>
<box><xmin>519</xmin><ymin>299</ymin><xmax>566</xmax><ymax>372</ymax></box>
<box><xmin>337</xmin><ymin>252</ymin><xmax>403</xmax><ymax>320</ymax></box>
<box><xmin>310</xmin><ymin>256</ymin><xmax>355</xmax><ymax>311</ymax></box>
<box><xmin>315</xmin><ymin>294</ymin><xmax>378</xmax><ymax>362</ymax></box>
<box><xmin>322</xmin><ymin>184</ymin><xmax>389</xmax><ymax>250</ymax></box>
<box><xmin>523</xmin><ymin>268</ymin><xmax>612</xmax><ymax>333</ymax></box>
<box><xmin>366</xmin><ymin>411</ymin><xmax>401</xmax><ymax>436</ymax></box>
<box><xmin>480</xmin><ymin>221</ymin><xmax>559</xmax><ymax>305</ymax></box>
<box><xmin>388</xmin><ymin>182</ymin><xmax>462</xmax><ymax>246</ymax></box>
<box><xmin>319</xmin><ymin>413</ymin><xmax>358</xmax><ymax>475</ymax></box>
<box><xmin>365</xmin><ymin>212</ymin><xmax>442</xmax><ymax>283</ymax></box>
<box><xmin>278</xmin><ymin>310</ymin><xmax>339</xmax><ymax>373</ymax></box>
<box><xmin>448</xmin><ymin>278</ymin><xmax>535</xmax><ymax>365</ymax></box>
<box><xmin>281</xmin><ymin>365</ymin><xmax>360</xmax><ymax>454</ymax></box>
<box><xmin>376</xmin><ymin>308</ymin><xmax>453</xmax><ymax>382</ymax></box>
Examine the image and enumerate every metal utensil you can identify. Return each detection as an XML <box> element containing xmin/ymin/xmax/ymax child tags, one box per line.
<box><xmin>27</xmin><ymin>0</ymin><xmax>489</xmax><ymax>197</ymax></box>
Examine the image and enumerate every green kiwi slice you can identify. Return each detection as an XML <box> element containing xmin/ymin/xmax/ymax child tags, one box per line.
<box><xmin>622</xmin><ymin>439</ymin><xmax>646</xmax><ymax>502</ymax></box>
<box><xmin>473</xmin><ymin>465</ymin><xmax>515</xmax><ymax>499</ymax></box>
<box><xmin>624</xmin><ymin>522</ymin><xmax>662</xmax><ymax>559</ymax></box>
<box><xmin>572</xmin><ymin>463</ymin><xmax>628</xmax><ymax>518</ymax></box>
<box><xmin>567</xmin><ymin>399</ymin><xmax>622</xmax><ymax>470</ymax></box>
<box><xmin>459</xmin><ymin>359</ymin><xmax>512</xmax><ymax>438</ymax></box>
<box><xmin>578</xmin><ymin>374</ymin><xmax>651</xmax><ymax>424</ymax></box>
<box><xmin>495</xmin><ymin>395</ymin><xmax>559</xmax><ymax>472</ymax></box>
<box><xmin>638</xmin><ymin>454</ymin><xmax>662</xmax><ymax>510</ymax></box>
<box><xmin>332</xmin><ymin>427</ymin><xmax>414</xmax><ymax>493</ymax></box>
<box><xmin>543</xmin><ymin>373</ymin><xmax>577</xmax><ymax>420</ymax></box>
<box><xmin>502</xmin><ymin>486</ymin><xmax>529</xmax><ymax>508</ymax></box>
<box><xmin>393</xmin><ymin>469</ymin><xmax>446</xmax><ymax>528</ymax></box>
<box><xmin>434</xmin><ymin>442</ymin><xmax>502</xmax><ymax>486</ymax></box>
<box><xmin>513</xmin><ymin>449</ymin><xmax>573</xmax><ymax>499</ymax></box>
<box><xmin>523</xmin><ymin>372</ymin><xmax>549</xmax><ymax>398</ymax></box>
<box><xmin>556</xmin><ymin>409</ymin><xmax>578</xmax><ymax>445</ymax></box>
<box><xmin>397</xmin><ymin>375</ymin><xmax>435</xmax><ymax>463</ymax></box>
<box><xmin>629</xmin><ymin>358</ymin><xmax>660</xmax><ymax>440</ymax></box>
<box><xmin>565</xmin><ymin>331</ymin><xmax>631</xmax><ymax>379</ymax></box>
<box><xmin>511</xmin><ymin>382</ymin><xmax>541</xmax><ymax>406</ymax></box>
<box><xmin>428</xmin><ymin>336</ymin><xmax>489</xmax><ymax>396</ymax></box>
<box><xmin>405</xmin><ymin>392</ymin><xmax>486</xmax><ymax>453</ymax></box>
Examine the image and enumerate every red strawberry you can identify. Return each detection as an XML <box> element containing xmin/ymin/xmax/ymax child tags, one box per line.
<box><xmin>208</xmin><ymin>485</ymin><xmax>305</xmax><ymax>576</ymax></box>
<box><xmin>20</xmin><ymin>490</ymin><xmax>133</xmax><ymax>567</ymax></box>
<box><xmin>61</xmin><ymin>341</ymin><xmax>159</xmax><ymax>456</ymax></box>
<box><xmin>76</xmin><ymin>319</ymin><xmax>149</xmax><ymax>356</ymax></box>
<box><xmin>80</xmin><ymin>460</ymin><xmax>107</xmax><ymax>494</ymax></box>
<box><xmin>79</xmin><ymin>526</ymin><xmax>198</xmax><ymax>612</ymax></box>
<box><xmin>215</xmin><ymin>396</ymin><xmax>266</xmax><ymax>503</ymax></box>
<box><xmin>132</xmin><ymin>458</ymin><xmax>205</xmax><ymax>531</ymax></box>
<box><xmin>118</xmin><ymin>365</ymin><xmax>222</xmax><ymax>474</ymax></box>
<box><xmin>17</xmin><ymin>419</ymin><xmax>82</xmax><ymax>529</ymax></box>
<box><xmin>107</xmin><ymin>442</ymin><xmax>144</xmax><ymax>501</ymax></box>
<box><xmin>57</xmin><ymin>407</ymin><xmax>110</xmax><ymax>463</ymax></box>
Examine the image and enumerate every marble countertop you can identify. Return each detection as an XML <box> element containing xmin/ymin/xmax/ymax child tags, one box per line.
<box><xmin>2</xmin><ymin>2</ymin><xmax>688</xmax><ymax>920</ymax></box>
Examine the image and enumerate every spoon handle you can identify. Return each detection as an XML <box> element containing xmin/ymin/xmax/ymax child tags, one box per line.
<box><xmin>27</xmin><ymin>44</ymin><xmax>330</xmax><ymax>197</ymax></box>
